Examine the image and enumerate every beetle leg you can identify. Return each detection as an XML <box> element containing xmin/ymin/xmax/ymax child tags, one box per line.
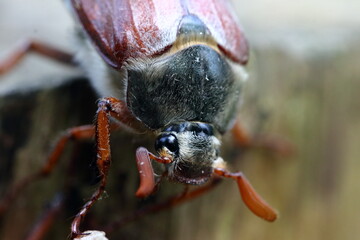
<box><xmin>24</xmin><ymin>194</ymin><xmax>65</xmax><ymax>240</ymax></box>
<box><xmin>103</xmin><ymin>178</ymin><xmax>222</xmax><ymax>233</ymax></box>
<box><xmin>232</xmin><ymin>121</ymin><xmax>293</xmax><ymax>156</ymax></box>
<box><xmin>213</xmin><ymin>168</ymin><xmax>278</xmax><ymax>222</ymax></box>
<box><xmin>231</xmin><ymin>121</ymin><xmax>252</xmax><ymax>148</ymax></box>
<box><xmin>71</xmin><ymin>97</ymin><xmax>145</xmax><ymax>238</ymax></box>
<box><xmin>0</xmin><ymin>40</ymin><xmax>75</xmax><ymax>74</ymax></box>
<box><xmin>0</xmin><ymin>125</ymin><xmax>95</xmax><ymax>216</ymax></box>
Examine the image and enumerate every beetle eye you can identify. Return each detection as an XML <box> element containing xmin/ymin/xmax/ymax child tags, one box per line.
<box><xmin>155</xmin><ymin>133</ymin><xmax>179</xmax><ymax>155</ymax></box>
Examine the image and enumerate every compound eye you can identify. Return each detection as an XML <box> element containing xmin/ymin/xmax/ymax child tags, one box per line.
<box><xmin>155</xmin><ymin>133</ymin><xmax>179</xmax><ymax>155</ymax></box>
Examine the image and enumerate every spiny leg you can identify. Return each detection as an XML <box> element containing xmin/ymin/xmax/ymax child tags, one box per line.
<box><xmin>214</xmin><ymin>168</ymin><xmax>278</xmax><ymax>222</ymax></box>
<box><xmin>0</xmin><ymin>40</ymin><xmax>75</xmax><ymax>74</ymax></box>
<box><xmin>0</xmin><ymin>125</ymin><xmax>95</xmax><ymax>216</ymax></box>
<box><xmin>71</xmin><ymin>97</ymin><xmax>145</xmax><ymax>238</ymax></box>
<box><xmin>23</xmin><ymin>131</ymin><xmax>108</xmax><ymax>240</ymax></box>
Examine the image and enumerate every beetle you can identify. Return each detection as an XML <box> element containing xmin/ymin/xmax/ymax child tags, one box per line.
<box><xmin>0</xmin><ymin>0</ymin><xmax>278</xmax><ymax>239</ymax></box>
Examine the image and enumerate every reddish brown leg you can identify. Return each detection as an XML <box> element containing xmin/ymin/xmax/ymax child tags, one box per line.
<box><xmin>231</xmin><ymin>121</ymin><xmax>252</xmax><ymax>148</ymax></box>
<box><xmin>232</xmin><ymin>121</ymin><xmax>293</xmax><ymax>156</ymax></box>
<box><xmin>0</xmin><ymin>40</ymin><xmax>75</xmax><ymax>74</ymax></box>
<box><xmin>214</xmin><ymin>168</ymin><xmax>278</xmax><ymax>221</ymax></box>
<box><xmin>0</xmin><ymin>125</ymin><xmax>95</xmax><ymax>216</ymax></box>
<box><xmin>71</xmin><ymin>97</ymin><xmax>145</xmax><ymax>238</ymax></box>
<box><xmin>103</xmin><ymin>178</ymin><xmax>222</xmax><ymax>233</ymax></box>
<box><xmin>24</xmin><ymin>194</ymin><xmax>65</xmax><ymax>240</ymax></box>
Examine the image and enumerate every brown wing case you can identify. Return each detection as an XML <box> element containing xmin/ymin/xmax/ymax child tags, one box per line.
<box><xmin>71</xmin><ymin>0</ymin><xmax>248</xmax><ymax>69</ymax></box>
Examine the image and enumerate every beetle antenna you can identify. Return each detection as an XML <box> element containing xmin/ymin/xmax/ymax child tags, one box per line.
<box><xmin>135</xmin><ymin>147</ymin><xmax>172</xmax><ymax>198</ymax></box>
<box><xmin>214</xmin><ymin>168</ymin><xmax>278</xmax><ymax>221</ymax></box>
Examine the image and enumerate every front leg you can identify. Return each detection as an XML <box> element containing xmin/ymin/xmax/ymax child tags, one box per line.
<box><xmin>71</xmin><ymin>97</ymin><xmax>145</xmax><ymax>238</ymax></box>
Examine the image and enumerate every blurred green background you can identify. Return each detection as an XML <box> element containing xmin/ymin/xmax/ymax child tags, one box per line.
<box><xmin>0</xmin><ymin>0</ymin><xmax>359</xmax><ymax>239</ymax></box>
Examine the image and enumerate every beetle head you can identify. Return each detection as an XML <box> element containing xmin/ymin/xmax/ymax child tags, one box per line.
<box><xmin>155</xmin><ymin>122</ymin><xmax>222</xmax><ymax>185</ymax></box>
